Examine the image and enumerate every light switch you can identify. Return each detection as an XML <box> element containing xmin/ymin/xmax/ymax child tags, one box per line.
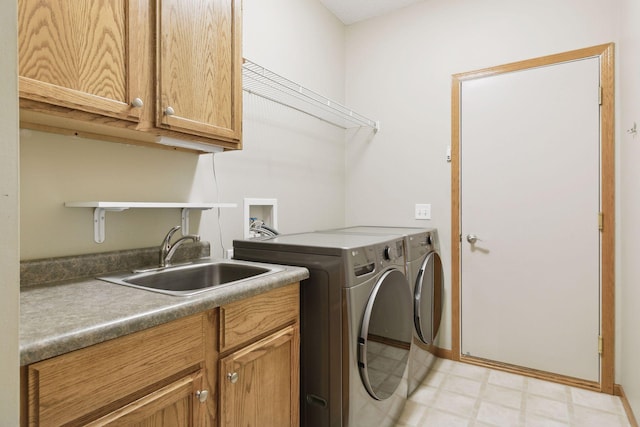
<box><xmin>415</xmin><ymin>204</ymin><xmax>431</xmax><ymax>220</ymax></box>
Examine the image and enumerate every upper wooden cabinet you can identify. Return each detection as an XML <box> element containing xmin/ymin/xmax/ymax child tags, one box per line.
<box><xmin>157</xmin><ymin>0</ymin><xmax>242</xmax><ymax>142</ymax></box>
<box><xmin>17</xmin><ymin>0</ymin><xmax>242</xmax><ymax>152</ymax></box>
<box><xmin>18</xmin><ymin>0</ymin><xmax>145</xmax><ymax>122</ymax></box>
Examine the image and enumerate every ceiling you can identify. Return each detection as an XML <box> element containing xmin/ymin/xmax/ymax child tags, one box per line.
<box><xmin>318</xmin><ymin>0</ymin><xmax>425</xmax><ymax>25</ymax></box>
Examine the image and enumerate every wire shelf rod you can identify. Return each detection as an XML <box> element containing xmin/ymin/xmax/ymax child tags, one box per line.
<box><xmin>242</xmin><ymin>59</ymin><xmax>379</xmax><ymax>133</ymax></box>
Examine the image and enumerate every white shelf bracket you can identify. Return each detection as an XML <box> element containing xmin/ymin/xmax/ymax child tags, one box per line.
<box><xmin>93</xmin><ymin>207</ymin><xmax>128</xmax><ymax>243</ymax></box>
<box><xmin>93</xmin><ymin>207</ymin><xmax>106</xmax><ymax>243</ymax></box>
<box><xmin>181</xmin><ymin>208</ymin><xmax>191</xmax><ymax>235</ymax></box>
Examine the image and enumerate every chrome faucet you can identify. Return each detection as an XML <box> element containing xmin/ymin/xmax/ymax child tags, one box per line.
<box><xmin>159</xmin><ymin>225</ymin><xmax>201</xmax><ymax>267</ymax></box>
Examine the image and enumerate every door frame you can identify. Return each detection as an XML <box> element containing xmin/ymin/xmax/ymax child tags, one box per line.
<box><xmin>450</xmin><ymin>43</ymin><xmax>615</xmax><ymax>393</ymax></box>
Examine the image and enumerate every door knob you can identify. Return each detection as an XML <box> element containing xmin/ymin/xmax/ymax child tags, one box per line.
<box><xmin>195</xmin><ymin>389</ymin><xmax>209</xmax><ymax>403</ymax></box>
<box><xmin>466</xmin><ymin>234</ymin><xmax>479</xmax><ymax>244</ymax></box>
<box><xmin>227</xmin><ymin>372</ymin><xmax>239</xmax><ymax>384</ymax></box>
<box><xmin>164</xmin><ymin>106</ymin><xmax>175</xmax><ymax>116</ymax></box>
<box><xmin>131</xmin><ymin>97</ymin><xmax>144</xmax><ymax>108</ymax></box>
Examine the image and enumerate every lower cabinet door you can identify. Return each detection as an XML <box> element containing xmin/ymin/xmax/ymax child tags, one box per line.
<box><xmin>219</xmin><ymin>325</ymin><xmax>300</xmax><ymax>427</ymax></box>
<box><xmin>86</xmin><ymin>371</ymin><xmax>206</xmax><ymax>427</ymax></box>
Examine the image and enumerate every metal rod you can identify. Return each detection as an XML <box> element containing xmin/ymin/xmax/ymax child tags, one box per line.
<box><xmin>242</xmin><ymin>59</ymin><xmax>379</xmax><ymax>132</ymax></box>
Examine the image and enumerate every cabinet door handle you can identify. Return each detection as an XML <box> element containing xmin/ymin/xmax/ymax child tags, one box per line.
<box><xmin>164</xmin><ymin>106</ymin><xmax>175</xmax><ymax>116</ymax></box>
<box><xmin>227</xmin><ymin>372</ymin><xmax>239</xmax><ymax>384</ymax></box>
<box><xmin>195</xmin><ymin>389</ymin><xmax>209</xmax><ymax>403</ymax></box>
<box><xmin>131</xmin><ymin>98</ymin><xmax>144</xmax><ymax>108</ymax></box>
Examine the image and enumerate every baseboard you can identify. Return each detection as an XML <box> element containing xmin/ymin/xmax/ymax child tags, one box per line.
<box><xmin>434</xmin><ymin>346</ymin><xmax>452</xmax><ymax>360</ymax></box>
<box><xmin>615</xmin><ymin>384</ymin><xmax>639</xmax><ymax>427</ymax></box>
<box><xmin>460</xmin><ymin>355</ymin><xmax>601</xmax><ymax>392</ymax></box>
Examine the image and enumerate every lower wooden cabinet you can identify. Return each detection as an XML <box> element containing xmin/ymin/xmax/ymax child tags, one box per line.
<box><xmin>219</xmin><ymin>325</ymin><xmax>300</xmax><ymax>427</ymax></box>
<box><xmin>21</xmin><ymin>282</ymin><xmax>300</xmax><ymax>427</ymax></box>
<box><xmin>218</xmin><ymin>282</ymin><xmax>301</xmax><ymax>427</ymax></box>
<box><xmin>24</xmin><ymin>312</ymin><xmax>207</xmax><ymax>427</ymax></box>
<box><xmin>86</xmin><ymin>371</ymin><xmax>205</xmax><ymax>426</ymax></box>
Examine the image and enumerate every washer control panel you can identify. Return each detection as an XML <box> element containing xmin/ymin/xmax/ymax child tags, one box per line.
<box><xmin>346</xmin><ymin>238</ymin><xmax>406</xmax><ymax>285</ymax></box>
<box><xmin>383</xmin><ymin>245</ymin><xmax>396</xmax><ymax>261</ymax></box>
<box><xmin>411</xmin><ymin>232</ymin><xmax>433</xmax><ymax>249</ymax></box>
<box><xmin>407</xmin><ymin>231</ymin><xmax>437</xmax><ymax>259</ymax></box>
<box><xmin>379</xmin><ymin>239</ymin><xmax>404</xmax><ymax>266</ymax></box>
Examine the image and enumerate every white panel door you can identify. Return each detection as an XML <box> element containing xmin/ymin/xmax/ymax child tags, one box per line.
<box><xmin>460</xmin><ymin>58</ymin><xmax>601</xmax><ymax>381</ymax></box>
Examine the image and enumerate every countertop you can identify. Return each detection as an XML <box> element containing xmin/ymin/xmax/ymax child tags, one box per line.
<box><xmin>20</xmin><ymin>258</ymin><xmax>309</xmax><ymax>366</ymax></box>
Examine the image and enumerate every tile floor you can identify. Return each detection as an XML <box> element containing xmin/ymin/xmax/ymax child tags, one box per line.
<box><xmin>397</xmin><ymin>358</ymin><xmax>631</xmax><ymax>427</ymax></box>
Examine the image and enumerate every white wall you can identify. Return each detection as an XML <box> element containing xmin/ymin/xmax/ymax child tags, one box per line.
<box><xmin>202</xmin><ymin>0</ymin><xmax>348</xmax><ymax>256</ymax></box>
<box><xmin>1</xmin><ymin>0</ymin><xmax>20</xmax><ymax>423</ymax></box>
<box><xmin>619</xmin><ymin>0</ymin><xmax>640</xmax><ymax>416</ymax></box>
<box><xmin>344</xmin><ymin>0</ymin><xmax>619</xmax><ymax>356</ymax></box>
<box><xmin>20</xmin><ymin>0</ymin><xmax>346</xmax><ymax>260</ymax></box>
<box><xmin>20</xmin><ymin>132</ymin><xmax>203</xmax><ymax>258</ymax></box>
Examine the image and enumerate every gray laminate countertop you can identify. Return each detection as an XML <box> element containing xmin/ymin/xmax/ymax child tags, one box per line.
<box><xmin>20</xmin><ymin>258</ymin><xmax>309</xmax><ymax>366</ymax></box>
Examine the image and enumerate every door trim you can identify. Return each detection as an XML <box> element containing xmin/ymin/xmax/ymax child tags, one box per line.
<box><xmin>450</xmin><ymin>43</ymin><xmax>615</xmax><ymax>393</ymax></box>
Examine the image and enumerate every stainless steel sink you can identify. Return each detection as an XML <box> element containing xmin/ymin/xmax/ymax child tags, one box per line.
<box><xmin>98</xmin><ymin>260</ymin><xmax>282</xmax><ymax>296</ymax></box>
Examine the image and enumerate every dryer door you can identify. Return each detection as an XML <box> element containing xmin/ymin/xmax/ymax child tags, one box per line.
<box><xmin>414</xmin><ymin>251</ymin><xmax>444</xmax><ymax>345</ymax></box>
<box><xmin>358</xmin><ymin>268</ymin><xmax>412</xmax><ymax>400</ymax></box>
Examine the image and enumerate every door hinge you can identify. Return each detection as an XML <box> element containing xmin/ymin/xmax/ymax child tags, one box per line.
<box><xmin>598</xmin><ymin>212</ymin><xmax>604</xmax><ymax>231</ymax></box>
<box><xmin>598</xmin><ymin>335</ymin><xmax>603</xmax><ymax>355</ymax></box>
<box><xmin>599</xmin><ymin>86</ymin><xmax>603</xmax><ymax>105</ymax></box>
<box><xmin>459</xmin><ymin>233</ymin><xmax>462</xmax><ymax>242</ymax></box>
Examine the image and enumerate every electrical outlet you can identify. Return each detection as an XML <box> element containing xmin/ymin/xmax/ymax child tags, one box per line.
<box><xmin>415</xmin><ymin>204</ymin><xmax>431</xmax><ymax>220</ymax></box>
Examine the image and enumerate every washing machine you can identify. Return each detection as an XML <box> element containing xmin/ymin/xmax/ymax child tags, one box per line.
<box><xmin>319</xmin><ymin>226</ymin><xmax>444</xmax><ymax>397</ymax></box>
<box><xmin>233</xmin><ymin>232</ymin><xmax>413</xmax><ymax>427</ymax></box>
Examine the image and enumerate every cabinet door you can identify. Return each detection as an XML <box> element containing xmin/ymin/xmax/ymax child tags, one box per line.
<box><xmin>26</xmin><ymin>313</ymin><xmax>205</xmax><ymax>427</ymax></box>
<box><xmin>18</xmin><ymin>0</ymin><xmax>146</xmax><ymax>121</ymax></box>
<box><xmin>157</xmin><ymin>0</ymin><xmax>242</xmax><ymax>142</ymax></box>
<box><xmin>220</xmin><ymin>325</ymin><xmax>300</xmax><ymax>427</ymax></box>
<box><xmin>86</xmin><ymin>371</ymin><xmax>206</xmax><ymax>427</ymax></box>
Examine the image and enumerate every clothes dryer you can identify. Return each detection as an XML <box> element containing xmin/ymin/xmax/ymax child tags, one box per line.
<box><xmin>233</xmin><ymin>232</ymin><xmax>412</xmax><ymax>427</ymax></box>
<box><xmin>319</xmin><ymin>226</ymin><xmax>444</xmax><ymax>396</ymax></box>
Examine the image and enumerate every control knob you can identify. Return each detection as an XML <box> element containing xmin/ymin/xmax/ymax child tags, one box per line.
<box><xmin>383</xmin><ymin>245</ymin><xmax>396</xmax><ymax>261</ymax></box>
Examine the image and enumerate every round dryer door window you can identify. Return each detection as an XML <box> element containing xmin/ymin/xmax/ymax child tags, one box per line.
<box><xmin>358</xmin><ymin>268</ymin><xmax>412</xmax><ymax>400</ymax></box>
<box><xmin>414</xmin><ymin>251</ymin><xmax>444</xmax><ymax>345</ymax></box>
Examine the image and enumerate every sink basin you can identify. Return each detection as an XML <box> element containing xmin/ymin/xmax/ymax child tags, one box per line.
<box><xmin>98</xmin><ymin>260</ymin><xmax>282</xmax><ymax>296</ymax></box>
